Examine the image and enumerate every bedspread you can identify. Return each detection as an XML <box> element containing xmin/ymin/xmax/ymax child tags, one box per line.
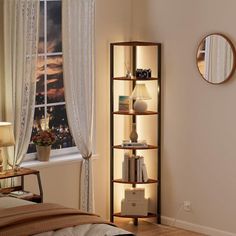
<box><xmin>34</xmin><ymin>224</ymin><xmax>133</xmax><ymax>236</ymax></box>
<box><xmin>0</xmin><ymin>203</ymin><xmax>126</xmax><ymax>236</ymax></box>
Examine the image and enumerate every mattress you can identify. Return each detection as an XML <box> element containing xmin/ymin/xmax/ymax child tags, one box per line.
<box><xmin>0</xmin><ymin>197</ymin><xmax>133</xmax><ymax>236</ymax></box>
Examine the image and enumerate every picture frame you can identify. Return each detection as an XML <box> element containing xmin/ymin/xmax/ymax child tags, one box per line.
<box><xmin>119</xmin><ymin>96</ymin><xmax>129</xmax><ymax>111</ymax></box>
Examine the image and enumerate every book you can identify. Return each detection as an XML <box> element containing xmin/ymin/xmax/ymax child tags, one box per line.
<box><xmin>138</xmin><ymin>156</ymin><xmax>144</xmax><ymax>182</ymax></box>
<box><xmin>122</xmin><ymin>152</ymin><xmax>131</xmax><ymax>181</ymax></box>
<box><xmin>122</xmin><ymin>161</ymin><xmax>126</xmax><ymax>181</ymax></box>
<box><xmin>122</xmin><ymin>141</ymin><xmax>148</xmax><ymax>147</ymax></box>
<box><xmin>142</xmin><ymin>163</ymin><xmax>148</xmax><ymax>182</ymax></box>
<box><xmin>135</xmin><ymin>156</ymin><xmax>139</xmax><ymax>182</ymax></box>
<box><xmin>9</xmin><ymin>190</ymin><xmax>33</xmax><ymax>198</ymax></box>
<box><xmin>122</xmin><ymin>154</ymin><xmax>148</xmax><ymax>183</ymax></box>
<box><xmin>129</xmin><ymin>155</ymin><xmax>135</xmax><ymax>182</ymax></box>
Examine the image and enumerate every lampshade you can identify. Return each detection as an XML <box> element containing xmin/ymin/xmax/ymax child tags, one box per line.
<box><xmin>129</xmin><ymin>84</ymin><xmax>151</xmax><ymax>112</ymax></box>
<box><xmin>0</xmin><ymin>122</ymin><xmax>15</xmax><ymax>147</ymax></box>
<box><xmin>130</xmin><ymin>83</ymin><xmax>151</xmax><ymax>100</ymax></box>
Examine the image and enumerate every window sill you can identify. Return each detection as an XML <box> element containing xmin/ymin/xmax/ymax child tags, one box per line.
<box><xmin>21</xmin><ymin>153</ymin><xmax>99</xmax><ymax>169</ymax></box>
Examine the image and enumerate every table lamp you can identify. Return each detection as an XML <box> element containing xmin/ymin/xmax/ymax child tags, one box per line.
<box><xmin>0</xmin><ymin>122</ymin><xmax>15</xmax><ymax>174</ymax></box>
<box><xmin>130</xmin><ymin>83</ymin><xmax>151</xmax><ymax>112</ymax></box>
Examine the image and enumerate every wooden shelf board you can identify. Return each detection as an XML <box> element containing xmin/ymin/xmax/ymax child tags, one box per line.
<box><xmin>0</xmin><ymin>167</ymin><xmax>39</xmax><ymax>180</ymax></box>
<box><xmin>113</xmin><ymin>145</ymin><xmax>158</xmax><ymax>150</ymax></box>
<box><xmin>0</xmin><ymin>186</ymin><xmax>22</xmax><ymax>194</ymax></box>
<box><xmin>113</xmin><ymin>77</ymin><xmax>158</xmax><ymax>81</ymax></box>
<box><xmin>113</xmin><ymin>179</ymin><xmax>158</xmax><ymax>184</ymax></box>
<box><xmin>111</xmin><ymin>41</ymin><xmax>160</xmax><ymax>46</ymax></box>
<box><xmin>113</xmin><ymin>212</ymin><xmax>157</xmax><ymax>218</ymax></box>
<box><xmin>113</xmin><ymin>110</ymin><xmax>158</xmax><ymax>115</ymax></box>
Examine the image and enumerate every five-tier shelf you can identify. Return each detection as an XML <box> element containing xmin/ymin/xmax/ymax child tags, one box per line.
<box><xmin>110</xmin><ymin>41</ymin><xmax>162</xmax><ymax>225</ymax></box>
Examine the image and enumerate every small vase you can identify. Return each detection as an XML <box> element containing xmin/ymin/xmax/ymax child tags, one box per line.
<box><xmin>36</xmin><ymin>145</ymin><xmax>51</xmax><ymax>162</ymax></box>
<box><xmin>129</xmin><ymin>123</ymin><xmax>138</xmax><ymax>142</ymax></box>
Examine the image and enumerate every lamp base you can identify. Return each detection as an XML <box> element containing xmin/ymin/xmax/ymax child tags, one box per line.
<box><xmin>0</xmin><ymin>167</ymin><xmax>6</xmax><ymax>175</ymax></box>
<box><xmin>133</xmin><ymin>100</ymin><xmax>147</xmax><ymax>112</ymax></box>
<box><xmin>0</xmin><ymin>164</ymin><xmax>6</xmax><ymax>175</ymax></box>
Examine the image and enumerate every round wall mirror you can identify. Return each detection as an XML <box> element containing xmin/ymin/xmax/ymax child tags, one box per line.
<box><xmin>196</xmin><ymin>33</ymin><xmax>236</xmax><ymax>84</ymax></box>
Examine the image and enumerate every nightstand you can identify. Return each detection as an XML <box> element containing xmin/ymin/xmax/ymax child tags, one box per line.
<box><xmin>0</xmin><ymin>167</ymin><xmax>43</xmax><ymax>203</ymax></box>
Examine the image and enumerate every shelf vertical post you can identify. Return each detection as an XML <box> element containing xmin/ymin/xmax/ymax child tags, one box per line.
<box><xmin>132</xmin><ymin>45</ymin><xmax>137</xmax><ymax>159</ymax></box>
<box><xmin>110</xmin><ymin>44</ymin><xmax>114</xmax><ymax>222</ymax></box>
<box><xmin>157</xmin><ymin>44</ymin><xmax>162</xmax><ymax>224</ymax></box>
<box><xmin>132</xmin><ymin>45</ymin><xmax>138</xmax><ymax>226</ymax></box>
<box><xmin>132</xmin><ymin>45</ymin><xmax>137</xmax><ymax>126</ymax></box>
<box><xmin>133</xmin><ymin>218</ymin><xmax>138</xmax><ymax>226</ymax></box>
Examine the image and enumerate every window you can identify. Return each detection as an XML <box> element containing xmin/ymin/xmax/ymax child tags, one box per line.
<box><xmin>27</xmin><ymin>0</ymin><xmax>75</xmax><ymax>154</ymax></box>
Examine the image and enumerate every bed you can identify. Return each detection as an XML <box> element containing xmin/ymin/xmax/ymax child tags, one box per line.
<box><xmin>0</xmin><ymin>197</ymin><xmax>134</xmax><ymax>236</ymax></box>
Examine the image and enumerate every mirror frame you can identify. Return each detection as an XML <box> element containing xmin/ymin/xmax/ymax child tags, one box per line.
<box><xmin>196</xmin><ymin>33</ymin><xmax>236</xmax><ymax>85</ymax></box>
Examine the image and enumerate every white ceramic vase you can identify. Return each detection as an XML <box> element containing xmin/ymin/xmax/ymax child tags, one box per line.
<box><xmin>129</xmin><ymin>123</ymin><xmax>138</xmax><ymax>142</ymax></box>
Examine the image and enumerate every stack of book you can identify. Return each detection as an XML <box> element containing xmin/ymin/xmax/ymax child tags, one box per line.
<box><xmin>122</xmin><ymin>140</ymin><xmax>148</xmax><ymax>147</ymax></box>
<box><xmin>8</xmin><ymin>190</ymin><xmax>33</xmax><ymax>199</ymax></box>
<box><xmin>122</xmin><ymin>153</ymin><xmax>148</xmax><ymax>182</ymax></box>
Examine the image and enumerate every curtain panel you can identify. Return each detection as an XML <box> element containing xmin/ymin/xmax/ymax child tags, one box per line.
<box><xmin>62</xmin><ymin>0</ymin><xmax>95</xmax><ymax>212</ymax></box>
<box><xmin>205</xmin><ymin>35</ymin><xmax>234</xmax><ymax>83</ymax></box>
<box><xmin>2</xmin><ymin>0</ymin><xmax>39</xmax><ymax>167</ymax></box>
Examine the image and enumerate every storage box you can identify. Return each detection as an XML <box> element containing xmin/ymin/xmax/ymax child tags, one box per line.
<box><xmin>121</xmin><ymin>198</ymin><xmax>148</xmax><ymax>216</ymax></box>
<box><xmin>124</xmin><ymin>188</ymin><xmax>145</xmax><ymax>201</ymax></box>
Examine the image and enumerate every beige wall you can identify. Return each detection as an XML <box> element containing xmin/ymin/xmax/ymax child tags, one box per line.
<box><xmin>132</xmin><ymin>0</ymin><xmax>236</xmax><ymax>234</ymax></box>
<box><xmin>24</xmin><ymin>162</ymin><xmax>82</xmax><ymax>208</ymax></box>
<box><xmin>94</xmin><ymin>0</ymin><xmax>132</xmax><ymax>218</ymax></box>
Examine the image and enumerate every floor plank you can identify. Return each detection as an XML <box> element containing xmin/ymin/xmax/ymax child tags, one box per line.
<box><xmin>115</xmin><ymin>219</ymin><xmax>206</xmax><ymax>236</ymax></box>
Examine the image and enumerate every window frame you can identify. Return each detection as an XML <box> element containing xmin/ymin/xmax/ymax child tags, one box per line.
<box><xmin>25</xmin><ymin>0</ymin><xmax>78</xmax><ymax>162</ymax></box>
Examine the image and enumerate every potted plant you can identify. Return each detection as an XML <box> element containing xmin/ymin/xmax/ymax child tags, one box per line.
<box><xmin>32</xmin><ymin>130</ymin><xmax>56</xmax><ymax>161</ymax></box>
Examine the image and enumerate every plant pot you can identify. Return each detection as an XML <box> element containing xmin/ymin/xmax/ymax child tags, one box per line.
<box><xmin>36</xmin><ymin>145</ymin><xmax>51</xmax><ymax>162</ymax></box>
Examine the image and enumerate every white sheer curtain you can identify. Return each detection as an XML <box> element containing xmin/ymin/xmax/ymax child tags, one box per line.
<box><xmin>2</xmin><ymin>0</ymin><xmax>39</xmax><ymax>167</ymax></box>
<box><xmin>62</xmin><ymin>0</ymin><xmax>95</xmax><ymax>212</ymax></box>
<box><xmin>205</xmin><ymin>35</ymin><xmax>234</xmax><ymax>83</ymax></box>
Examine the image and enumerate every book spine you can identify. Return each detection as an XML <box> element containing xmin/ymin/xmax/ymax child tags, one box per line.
<box><xmin>122</xmin><ymin>161</ymin><xmax>126</xmax><ymax>181</ymax></box>
<box><xmin>139</xmin><ymin>156</ymin><xmax>144</xmax><ymax>182</ymax></box>
<box><xmin>135</xmin><ymin>157</ymin><xmax>138</xmax><ymax>182</ymax></box>
<box><xmin>128</xmin><ymin>157</ymin><xmax>130</xmax><ymax>181</ymax></box>
<box><xmin>130</xmin><ymin>156</ymin><xmax>135</xmax><ymax>182</ymax></box>
<box><xmin>137</xmin><ymin>157</ymin><xmax>141</xmax><ymax>182</ymax></box>
<box><xmin>142</xmin><ymin>163</ymin><xmax>148</xmax><ymax>182</ymax></box>
<box><xmin>123</xmin><ymin>155</ymin><xmax>129</xmax><ymax>181</ymax></box>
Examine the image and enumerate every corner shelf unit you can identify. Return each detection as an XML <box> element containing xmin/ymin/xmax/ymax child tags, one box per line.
<box><xmin>110</xmin><ymin>41</ymin><xmax>162</xmax><ymax>225</ymax></box>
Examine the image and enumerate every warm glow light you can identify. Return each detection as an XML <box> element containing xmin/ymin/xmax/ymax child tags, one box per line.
<box><xmin>136</xmin><ymin>46</ymin><xmax>158</xmax><ymax>212</ymax></box>
<box><xmin>130</xmin><ymin>83</ymin><xmax>151</xmax><ymax>100</ymax></box>
<box><xmin>0</xmin><ymin>122</ymin><xmax>15</xmax><ymax>147</ymax></box>
<box><xmin>0</xmin><ymin>122</ymin><xmax>15</xmax><ymax>174</ymax></box>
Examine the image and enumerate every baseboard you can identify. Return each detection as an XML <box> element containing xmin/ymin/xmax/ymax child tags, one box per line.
<box><xmin>161</xmin><ymin>216</ymin><xmax>236</xmax><ymax>236</ymax></box>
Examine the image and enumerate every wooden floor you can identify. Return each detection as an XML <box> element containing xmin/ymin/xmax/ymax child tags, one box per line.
<box><xmin>115</xmin><ymin>219</ymin><xmax>206</xmax><ymax>236</ymax></box>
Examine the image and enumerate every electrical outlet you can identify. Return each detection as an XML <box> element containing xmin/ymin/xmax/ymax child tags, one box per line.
<box><xmin>183</xmin><ymin>201</ymin><xmax>191</xmax><ymax>212</ymax></box>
